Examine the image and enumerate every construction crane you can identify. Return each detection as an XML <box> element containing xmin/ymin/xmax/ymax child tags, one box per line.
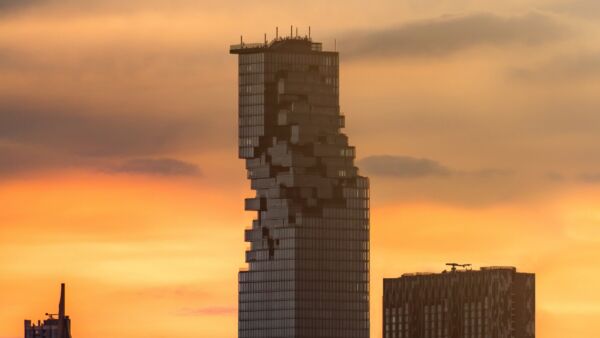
<box><xmin>446</xmin><ymin>263</ymin><xmax>472</xmax><ymax>272</ymax></box>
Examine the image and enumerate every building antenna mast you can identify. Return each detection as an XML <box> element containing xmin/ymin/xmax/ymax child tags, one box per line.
<box><xmin>446</xmin><ymin>263</ymin><xmax>472</xmax><ymax>272</ymax></box>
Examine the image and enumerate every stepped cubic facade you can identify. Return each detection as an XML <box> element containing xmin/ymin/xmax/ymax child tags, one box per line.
<box><xmin>230</xmin><ymin>34</ymin><xmax>370</xmax><ymax>338</ymax></box>
<box><xmin>383</xmin><ymin>267</ymin><xmax>535</xmax><ymax>338</ymax></box>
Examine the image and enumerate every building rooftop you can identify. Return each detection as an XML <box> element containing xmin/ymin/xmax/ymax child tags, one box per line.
<box><xmin>230</xmin><ymin>36</ymin><xmax>325</xmax><ymax>54</ymax></box>
<box><xmin>393</xmin><ymin>266</ymin><xmax>521</xmax><ymax>279</ymax></box>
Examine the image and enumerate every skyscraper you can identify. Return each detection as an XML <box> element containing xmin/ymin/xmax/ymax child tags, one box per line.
<box><xmin>383</xmin><ymin>266</ymin><xmax>535</xmax><ymax>338</ymax></box>
<box><xmin>25</xmin><ymin>283</ymin><xmax>72</xmax><ymax>338</ymax></box>
<box><xmin>230</xmin><ymin>31</ymin><xmax>370</xmax><ymax>338</ymax></box>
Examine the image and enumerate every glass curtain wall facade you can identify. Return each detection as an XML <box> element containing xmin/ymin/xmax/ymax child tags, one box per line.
<box><xmin>383</xmin><ymin>267</ymin><xmax>535</xmax><ymax>338</ymax></box>
<box><xmin>231</xmin><ymin>37</ymin><xmax>370</xmax><ymax>338</ymax></box>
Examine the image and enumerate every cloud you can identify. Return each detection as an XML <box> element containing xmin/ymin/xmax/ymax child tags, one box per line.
<box><xmin>0</xmin><ymin>100</ymin><xmax>212</xmax><ymax>178</ymax></box>
<box><xmin>356</xmin><ymin>155</ymin><xmax>534</xmax><ymax>207</ymax></box>
<box><xmin>577</xmin><ymin>173</ymin><xmax>600</xmax><ymax>183</ymax></box>
<box><xmin>0</xmin><ymin>143</ymin><xmax>82</xmax><ymax>177</ymax></box>
<box><xmin>511</xmin><ymin>51</ymin><xmax>600</xmax><ymax>82</ymax></box>
<box><xmin>359</xmin><ymin>155</ymin><xmax>451</xmax><ymax>178</ymax></box>
<box><xmin>548</xmin><ymin>0</ymin><xmax>600</xmax><ymax>20</ymax></box>
<box><xmin>469</xmin><ymin>168</ymin><xmax>513</xmax><ymax>179</ymax></box>
<box><xmin>0</xmin><ymin>0</ymin><xmax>38</xmax><ymax>12</ymax></box>
<box><xmin>0</xmin><ymin>103</ymin><xmax>208</xmax><ymax>158</ymax></box>
<box><xmin>0</xmin><ymin>144</ymin><xmax>201</xmax><ymax>179</ymax></box>
<box><xmin>110</xmin><ymin>158</ymin><xmax>201</xmax><ymax>177</ymax></box>
<box><xmin>358</xmin><ymin>155</ymin><xmax>509</xmax><ymax>179</ymax></box>
<box><xmin>0</xmin><ymin>144</ymin><xmax>43</xmax><ymax>176</ymax></box>
<box><xmin>1</xmin><ymin>104</ymin><xmax>207</xmax><ymax>156</ymax></box>
<box><xmin>546</xmin><ymin>172</ymin><xmax>566</xmax><ymax>182</ymax></box>
<box><xmin>0</xmin><ymin>14</ymin><xmax>232</xmax><ymax>179</ymax></box>
<box><xmin>340</xmin><ymin>12</ymin><xmax>566</xmax><ymax>59</ymax></box>
<box><xmin>0</xmin><ymin>0</ymin><xmax>153</xmax><ymax>14</ymax></box>
<box><xmin>0</xmin><ymin>5</ymin><xmax>235</xmax><ymax>180</ymax></box>
<box><xmin>0</xmin><ymin>0</ymin><xmax>251</xmax><ymax>16</ymax></box>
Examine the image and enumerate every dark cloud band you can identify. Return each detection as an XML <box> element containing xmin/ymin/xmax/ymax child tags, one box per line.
<box><xmin>340</xmin><ymin>12</ymin><xmax>566</xmax><ymax>59</ymax></box>
<box><xmin>358</xmin><ymin>155</ymin><xmax>452</xmax><ymax>178</ymax></box>
<box><xmin>110</xmin><ymin>158</ymin><xmax>201</xmax><ymax>177</ymax></box>
<box><xmin>0</xmin><ymin>102</ymin><xmax>209</xmax><ymax>157</ymax></box>
<box><xmin>0</xmin><ymin>102</ymin><xmax>207</xmax><ymax>178</ymax></box>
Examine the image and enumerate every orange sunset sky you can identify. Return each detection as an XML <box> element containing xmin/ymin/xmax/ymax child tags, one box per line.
<box><xmin>1</xmin><ymin>1</ymin><xmax>600</xmax><ymax>337</ymax></box>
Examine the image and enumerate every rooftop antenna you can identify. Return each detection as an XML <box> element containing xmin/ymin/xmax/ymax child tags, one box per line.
<box><xmin>295</xmin><ymin>27</ymin><xmax>298</xmax><ymax>38</ymax></box>
<box><xmin>57</xmin><ymin>283</ymin><xmax>70</xmax><ymax>338</ymax></box>
<box><xmin>290</xmin><ymin>25</ymin><xmax>293</xmax><ymax>38</ymax></box>
<box><xmin>59</xmin><ymin>283</ymin><xmax>65</xmax><ymax>319</ymax></box>
<box><xmin>276</xmin><ymin>26</ymin><xmax>279</xmax><ymax>40</ymax></box>
<box><xmin>240</xmin><ymin>35</ymin><xmax>243</xmax><ymax>47</ymax></box>
<box><xmin>309</xmin><ymin>26</ymin><xmax>311</xmax><ymax>39</ymax></box>
<box><xmin>264</xmin><ymin>33</ymin><xmax>267</xmax><ymax>44</ymax></box>
<box><xmin>446</xmin><ymin>263</ymin><xmax>472</xmax><ymax>272</ymax></box>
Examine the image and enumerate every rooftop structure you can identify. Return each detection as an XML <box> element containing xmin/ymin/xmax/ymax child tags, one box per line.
<box><xmin>25</xmin><ymin>283</ymin><xmax>72</xmax><ymax>338</ymax></box>
<box><xmin>230</xmin><ymin>26</ymin><xmax>323</xmax><ymax>54</ymax></box>
<box><xmin>383</xmin><ymin>266</ymin><xmax>535</xmax><ymax>338</ymax></box>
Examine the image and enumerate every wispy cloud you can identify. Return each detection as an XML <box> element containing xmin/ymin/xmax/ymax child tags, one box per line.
<box><xmin>357</xmin><ymin>155</ymin><xmax>526</xmax><ymax>207</ymax></box>
<box><xmin>110</xmin><ymin>158</ymin><xmax>201</xmax><ymax>177</ymax></box>
<box><xmin>511</xmin><ymin>51</ymin><xmax>600</xmax><ymax>82</ymax></box>
<box><xmin>0</xmin><ymin>100</ymin><xmax>210</xmax><ymax>178</ymax></box>
<box><xmin>340</xmin><ymin>12</ymin><xmax>566</xmax><ymax>59</ymax></box>
<box><xmin>358</xmin><ymin>155</ymin><xmax>510</xmax><ymax>179</ymax></box>
<box><xmin>0</xmin><ymin>104</ymin><xmax>207</xmax><ymax>158</ymax></box>
<box><xmin>548</xmin><ymin>0</ymin><xmax>600</xmax><ymax>20</ymax></box>
<box><xmin>577</xmin><ymin>173</ymin><xmax>600</xmax><ymax>183</ymax></box>
<box><xmin>359</xmin><ymin>155</ymin><xmax>451</xmax><ymax>178</ymax></box>
<box><xmin>545</xmin><ymin>171</ymin><xmax>566</xmax><ymax>182</ymax></box>
<box><xmin>0</xmin><ymin>0</ymin><xmax>39</xmax><ymax>12</ymax></box>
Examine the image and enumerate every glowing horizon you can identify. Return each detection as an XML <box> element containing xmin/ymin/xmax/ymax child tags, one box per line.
<box><xmin>2</xmin><ymin>1</ymin><xmax>600</xmax><ymax>337</ymax></box>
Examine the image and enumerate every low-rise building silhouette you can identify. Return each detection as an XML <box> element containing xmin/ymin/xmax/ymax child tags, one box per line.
<box><xmin>25</xmin><ymin>283</ymin><xmax>72</xmax><ymax>338</ymax></box>
<box><xmin>383</xmin><ymin>265</ymin><xmax>535</xmax><ymax>338</ymax></box>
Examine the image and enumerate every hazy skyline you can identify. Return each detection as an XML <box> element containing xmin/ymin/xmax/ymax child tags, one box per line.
<box><xmin>2</xmin><ymin>1</ymin><xmax>600</xmax><ymax>337</ymax></box>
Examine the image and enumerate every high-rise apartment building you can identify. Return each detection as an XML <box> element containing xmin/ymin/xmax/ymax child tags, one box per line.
<box><xmin>230</xmin><ymin>32</ymin><xmax>370</xmax><ymax>338</ymax></box>
<box><xmin>383</xmin><ymin>266</ymin><xmax>535</xmax><ymax>338</ymax></box>
<box><xmin>25</xmin><ymin>283</ymin><xmax>72</xmax><ymax>338</ymax></box>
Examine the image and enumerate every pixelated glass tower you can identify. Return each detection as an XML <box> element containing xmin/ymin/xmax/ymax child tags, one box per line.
<box><xmin>231</xmin><ymin>30</ymin><xmax>370</xmax><ymax>338</ymax></box>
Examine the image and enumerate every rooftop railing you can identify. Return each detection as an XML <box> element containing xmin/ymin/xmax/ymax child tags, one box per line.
<box><xmin>230</xmin><ymin>42</ymin><xmax>267</xmax><ymax>51</ymax></box>
<box><xmin>230</xmin><ymin>36</ymin><xmax>325</xmax><ymax>53</ymax></box>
